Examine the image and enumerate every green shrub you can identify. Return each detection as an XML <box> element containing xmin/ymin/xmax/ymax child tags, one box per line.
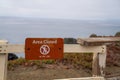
<box><xmin>115</xmin><ymin>32</ymin><xmax>120</xmax><ymax>37</ymax></box>
<box><xmin>64</xmin><ymin>53</ymin><xmax>93</xmax><ymax>69</ymax></box>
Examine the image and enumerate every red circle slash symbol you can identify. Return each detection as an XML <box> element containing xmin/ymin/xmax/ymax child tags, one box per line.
<box><xmin>40</xmin><ymin>45</ymin><xmax>50</xmax><ymax>55</ymax></box>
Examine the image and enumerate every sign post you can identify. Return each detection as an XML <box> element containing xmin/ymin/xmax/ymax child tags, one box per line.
<box><xmin>25</xmin><ymin>38</ymin><xmax>63</xmax><ymax>60</ymax></box>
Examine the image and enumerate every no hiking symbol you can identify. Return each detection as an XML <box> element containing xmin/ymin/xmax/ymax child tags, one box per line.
<box><xmin>40</xmin><ymin>45</ymin><xmax>50</xmax><ymax>55</ymax></box>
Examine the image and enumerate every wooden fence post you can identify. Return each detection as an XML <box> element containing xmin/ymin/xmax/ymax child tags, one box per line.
<box><xmin>92</xmin><ymin>53</ymin><xmax>100</xmax><ymax>76</ymax></box>
<box><xmin>99</xmin><ymin>45</ymin><xmax>107</xmax><ymax>77</ymax></box>
<box><xmin>0</xmin><ymin>40</ymin><xmax>8</xmax><ymax>80</ymax></box>
<box><xmin>92</xmin><ymin>45</ymin><xmax>107</xmax><ymax>77</ymax></box>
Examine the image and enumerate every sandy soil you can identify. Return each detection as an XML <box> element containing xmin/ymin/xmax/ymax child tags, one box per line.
<box><xmin>7</xmin><ymin>64</ymin><xmax>120</xmax><ymax>80</ymax></box>
<box><xmin>7</xmin><ymin>63</ymin><xmax>92</xmax><ymax>80</ymax></box>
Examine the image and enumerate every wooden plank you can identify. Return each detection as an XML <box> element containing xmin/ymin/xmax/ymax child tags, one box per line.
<box><xmin>0</xmin><ymin>44</ymin><xmax>105</xmax><ymax>54</ymax></box>
<box><xmin>0</xmin><ymin>40</ymin><xmax>8</xmax><ymax>80</ymax></box>
<box><xmin>92</xmin><ymin>45</ymin><xmax>107</xmax><ymax>77</ymax></box>
<box><xmin>92</xmin><ymin>53</ymin><xmax>100</xmax><ymax>76</ymax></box>
<box><xmin>64</xmin><ymin>44</ymin><xmax>105</xmax><ymax>53</ymax></box>
<box><xmin>54</xmin><ymin>77</ymin><xmax>105</xmax><ymax>80</ymax></box>
<box><xmin>77</xmin><ymin>37</ymin><xmax>120</xmax><ymax>46</ymax></box>
<box><xmin>99</xmin><ymin>50</ymin><xmax>107</xmax><ymax>77</ymax></box>
<box><xmin>0</xmin><ymin>44</ymin><xmax>24</xmax><ymax>53</ymax></box>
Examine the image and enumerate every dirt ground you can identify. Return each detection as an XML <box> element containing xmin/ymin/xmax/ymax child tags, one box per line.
<box><xmin>7</xmin><ymin>64</ymin><xmax>91</xmax><ymax>80</ymax></box>
<box><xmin>7</xmin><ymin>64</ymin><xmax>120</xmax><ymax>80</ymax></box>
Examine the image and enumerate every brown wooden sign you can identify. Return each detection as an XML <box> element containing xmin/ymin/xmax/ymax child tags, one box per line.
<box><xmin>25</xmin><ymin>38</ymin><xmax>63</xmax><ymax>60</ymax></box>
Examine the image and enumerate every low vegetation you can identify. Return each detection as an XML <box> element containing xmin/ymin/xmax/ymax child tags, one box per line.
<box><xmin>8</xmin><ymin>53</ymin><xmax>93</xmax><ymax>70</ymax></box>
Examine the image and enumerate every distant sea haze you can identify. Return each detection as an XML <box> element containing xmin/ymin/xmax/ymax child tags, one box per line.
<box><xmin>0</xmin><ymin>17</ymin><xmax>120</xmax><ymax>57</ymax></box>
<box><xmin>0</xmin><ymin>17</ymin><xmax>120</xmax><ymax>44</ymax></box>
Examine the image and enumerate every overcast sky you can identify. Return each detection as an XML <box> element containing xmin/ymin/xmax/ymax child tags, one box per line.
<box><xmin>0</xmin><ymin>0</ymin><xmax>120</xmax><ymax>20</ymax></box>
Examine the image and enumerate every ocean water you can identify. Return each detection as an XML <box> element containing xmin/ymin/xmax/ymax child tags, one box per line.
<box><xmin>0</xmin><ymin>17</ymin><xmax>120</xmax><ymax>57</ymax></box>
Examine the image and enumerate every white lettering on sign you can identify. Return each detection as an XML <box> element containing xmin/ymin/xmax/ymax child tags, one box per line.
<box><xmin>32</xmin><ymin>40</ymin><xmax>57</xmax><ymax>44</ymax></box>
<box><xmin>32</xmin><ymin>40</ymin><xmax>42</xmax><ymax>44</ymax></box>
<box><xmin>43</xmin><ymin>40</ymin><xmax>57</xmax><ymax>44</ymax></box>
<box><xmin>40</xmin><ymin>45</ymin><xmax>50</xmax><ymax>55</ymax></box>
<box><xmin>39</xmin><ymin>55</ymin><xmax>50</xmax><ymax>58</ymax></box>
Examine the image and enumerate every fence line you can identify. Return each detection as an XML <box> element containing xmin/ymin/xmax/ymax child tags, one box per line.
<box><xmin>1</xmin><ymin>37</ymin><xmax>120</xmax><ymax>80</ymax></box>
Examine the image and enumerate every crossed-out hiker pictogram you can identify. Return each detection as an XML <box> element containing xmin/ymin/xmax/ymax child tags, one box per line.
<box><xmin>40</xmin><ymin>45</ymin><xmax>50</xmax><ymax>55</ymax></box>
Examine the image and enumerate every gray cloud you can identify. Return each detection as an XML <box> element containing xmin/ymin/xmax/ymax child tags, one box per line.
<box><xmin>0</xmin><ymin>0</ymin><xmax>120</xmax><ymax>20</ymax></box>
